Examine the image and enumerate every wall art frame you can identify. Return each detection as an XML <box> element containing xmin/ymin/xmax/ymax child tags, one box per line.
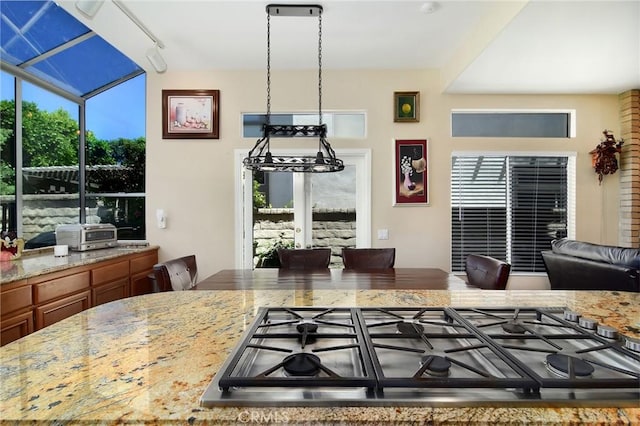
<box><xmin>393</xmin><ymin>91</ymin><xmax>420</xmax><ymax>122</ymax></box>
<box><xmin>162</xmin><ymin>89</ymin><xmax>220</xmax><ymax>139</ymax></box>
<box><xmin>394</xmin><ymin>139</ymin><xmax>429</xmax><ymax>206</ymax></box>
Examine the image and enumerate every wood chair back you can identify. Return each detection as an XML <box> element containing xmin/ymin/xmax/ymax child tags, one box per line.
<box><xmin>342</xmin><ymin>248</ymin><xmax>395</xmax><ymax>269</ymax></box>
<box><xmin>277</xmin><ymin>248</ymin><xmax>331</xmax><ymax>270</ymax></box>
<box><xmin>152</xmin><ymin>254</ymin><xmax>198</xmax><ymax>291</ymax></box>
<box><xmin>465</xmin><ymin>254</ymin><xmax>511</xmax><ymax>290</ymax></box>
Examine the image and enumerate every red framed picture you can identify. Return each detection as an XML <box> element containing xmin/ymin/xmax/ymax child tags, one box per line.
<box><xmin>394</xmin><ymin>139</ymin><xmax>428</xmax><ymax>205</ymax></box>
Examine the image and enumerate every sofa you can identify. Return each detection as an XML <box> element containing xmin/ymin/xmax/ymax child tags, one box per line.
<box><xmin>541</xmin><ymin>238</ymin><xmax>640</xmax><ymax>292</ymax></box>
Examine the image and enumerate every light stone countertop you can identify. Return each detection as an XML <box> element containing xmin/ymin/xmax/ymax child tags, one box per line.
<box><xmin>0</xmin><ymin>289</ymin><xmax>638</xmax><ymax>425</ymax></box>
<box><xmin>0</xmin><ymin>245</ymin><xmax>159</xmax><ymax>284</ymax></box>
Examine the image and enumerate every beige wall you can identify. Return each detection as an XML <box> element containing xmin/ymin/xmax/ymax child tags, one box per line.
<box><xmin>145</xmin><ymin>69</ymin><xmax>621</xmax><ymax>289</ymax></box>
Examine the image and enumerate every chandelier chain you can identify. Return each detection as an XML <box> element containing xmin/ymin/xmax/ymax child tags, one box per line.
<box><xmin>318</xmin><ymin>12</ymin><xmax>322</xmax><ymax>126</ymax></box>
<box><xmin>266</xmin><ymin>12</ymin><xmax>271</xmax><ymax>125</ymax></box>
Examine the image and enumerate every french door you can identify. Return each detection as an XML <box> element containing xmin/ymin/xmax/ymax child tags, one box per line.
<box><xmin>234</xmin><ymin>149</ymin><xmax>371</xmax><ymax>268</ymax></box>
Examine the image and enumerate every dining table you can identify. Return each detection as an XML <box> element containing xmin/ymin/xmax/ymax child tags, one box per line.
<box><xmin>192</xmin><ymin>268</ymin><xmax>471</xmax><ymax>290</ymax></box>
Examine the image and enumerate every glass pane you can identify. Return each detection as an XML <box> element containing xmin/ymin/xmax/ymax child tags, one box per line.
<box><xmin>451</xmin><ymin>154</ymin><xmax>569</xmax><ymax>273</ymax></box>
<box><xmin>242</xmin><ymin>112</ymin><xmax>366</xmax><ymax>138</ymax></box>
<box><xmin>312</xmin><ymin>165</ymin><xmax>357</xmax><ymax>268</ymax></box>
<box><xmin>0</xmin><ymin>71</ymin><xmax>17</xmax><ymax>234</ymax></box>
<box><xmin>26</xmin><ymin>36</ymin><xmax>142</xmax><ymax>97</ymax></box>
<box><xmin>86</xmin><ymin>74</ymin><xmax>146</xmax><ymax>239</ymax></box>
<box><xmin>0</xmin><ymin>1</ymin><xmax>89</xmax><ymax>65</ymax></box>
<box><xmin>452</xmin><ymin>112</ymin><xmax>570</xmax><ymax>138</ymax></box>
<box><xmin>86</xmin><ymin>195</ymin><xmax>145</xmax><ymax>240</ymax></box>
<box><xmin>509</xmin><ymin>157</ymin><xmax>568</xmax><ymax>272</ymax></box>
<box><xmin>252</xmin><ymin>171</ymin><xmax>294</xmax><ymax>268</ymax></box>
<box><xmin>21</xmin><ymin>81</ymin><xmax>80</xmax><ymax>248</ymax></box>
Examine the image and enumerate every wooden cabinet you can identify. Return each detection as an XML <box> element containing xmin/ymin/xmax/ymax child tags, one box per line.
<box><xmin>31</xmin><ymin>268</ymin><xmax>91</xmax><ymax>331</ymax></box>
<box><xmin>1</xmin><ymin>311</ymin><xmax>34</xmax><ymax>345</ymax></box>
<box><xmin>91</xmin><ymin>260</ymin><xmax>130</xmax><ymax>306</ymax></box>
<box><xmin>35</xmin><ymin>290</ymin><xmax>91</xmax><ymax>330</ymax></box>
<box><xmin>130</xmin><ymin>251</ymin><xmax>158</xmax><ymax>296</ymax></box>
<box><xmin>1</xmin><ymin>280</ymin><xmax>33</xmax><ymax>345</ymax></box>
<box><xmin>0</xmin><ymin>248</ymin><xmax>158</xmax><ymax>346</ymax></box>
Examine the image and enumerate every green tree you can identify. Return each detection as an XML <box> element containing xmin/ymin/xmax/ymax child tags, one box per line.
<box><xmin>0</xmin><ymin>128</ymin><xmax>15</xmax><ymax>195</ymax></box>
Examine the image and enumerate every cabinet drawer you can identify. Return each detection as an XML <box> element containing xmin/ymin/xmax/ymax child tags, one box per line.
<box><xmin>34</xmin><ymin>271</ymin><xmax>90</xmax><ymax>304</ymax></box>
<box><xmin>92</xmin><ymin>260</ymin><xmax>129</xmax><ymax>286</ymax></box>
<box><xmin>130</xmin><ymin>271</ymin><xmax>154</xmax><ymax>296</ymax></box>
<box><xmin>1</xmin><ymin>284</ymin><xmax>32</xmax><ymax>317</ymax></box>
<box><xmin>130</xmin><ymin>252</ymin><xmax>158</xmax><ymax>274</ymax></box>
<box><xmin>1</xmin><ymin>311</ymin><xmax>34</xmax><ymax>346</ymax></box>
<box><xmin>92</xmin><ymin>277</ymin><xmax>129</xmax><ymax>306</ymax></box>
<box><xmin>35</xmin><ymin>290</ymin><xmax>91</xmax><ymax>330</ymax></box>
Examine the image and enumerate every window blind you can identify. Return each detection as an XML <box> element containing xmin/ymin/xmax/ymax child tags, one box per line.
<box><xmin>451</xmin><ymin>155</ymin><xmax>570</xmax><ymax>273</ymax></box>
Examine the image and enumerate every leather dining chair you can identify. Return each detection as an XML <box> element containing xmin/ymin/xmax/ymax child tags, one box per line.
<box><xmin>465</xmin><ymin>254</ymin><xmax>511</xmax><ymax>290</ymax></box>
<box><xmin>151</xmin><ymin>254</ymin><xmax>198</xmax><ymax>291</ymax></box>
<box><xmin>342</xmin><ymin>248</ymin><xmax>395</xmax><ymax>269</ymax></box>
<box><xmin>277</xmin><ymin>248</ymin><xmax>331</xmax><ymax>270</ymax></box>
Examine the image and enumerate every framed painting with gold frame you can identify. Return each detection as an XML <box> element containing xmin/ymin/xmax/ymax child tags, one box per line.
<box><xmin>394</xmin><ymin>139</ymin><xmax>428</xmax><ymax>205</ymax></box>
<box><xmin>394</xmin><ymin>91</ymin><xmax>420</xmax><ymax>122</ymax></box>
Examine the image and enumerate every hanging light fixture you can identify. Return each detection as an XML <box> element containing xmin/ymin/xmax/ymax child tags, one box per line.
<box><xmin>243</xmin><ymin>4</ymin><xmax>344</xmax><ymax>173</ymax></box>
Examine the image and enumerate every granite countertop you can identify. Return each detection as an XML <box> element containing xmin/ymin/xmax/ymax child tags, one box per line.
<box><xmin>0</xmin><ymin>245</ymin><xmax>158</xmax><ymax>284</ymax></box>
<box><xmin>1</xmin><ymin>289</ymin><xmax>638</xmax><ymax>425</ymax></box>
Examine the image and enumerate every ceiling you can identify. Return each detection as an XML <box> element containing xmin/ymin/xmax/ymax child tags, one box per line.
<box><xmin>58</xmin><ymin>0</ymin><xmax>639</xmax><ymax>95</ymax></box>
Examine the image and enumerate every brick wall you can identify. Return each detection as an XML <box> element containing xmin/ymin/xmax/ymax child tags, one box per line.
<box><xmin>619</xmin><ymin>90</ymin><xmax>640</xmax><ymax>247</ymax></box>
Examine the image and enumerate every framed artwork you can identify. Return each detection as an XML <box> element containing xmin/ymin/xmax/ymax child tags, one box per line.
<box><xmin>162</xmin><ymin>89</ymin><xmax>220</xmax><ymax>139</ymax></box>
<box><xmin>393</xmin><ymin>91</ymin><xmax>420</xmax><ymax>122</ymax></box>
<box><xmin>394</xmin><ymin>139</ymin><xmax>429</xmax><ymax>205</ymax></box>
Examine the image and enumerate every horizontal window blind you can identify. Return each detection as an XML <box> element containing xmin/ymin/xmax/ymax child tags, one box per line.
<box><xmin>452</xmin><ymin>155</ymin><xmax>570</xmax><ymax>273</ymax></box>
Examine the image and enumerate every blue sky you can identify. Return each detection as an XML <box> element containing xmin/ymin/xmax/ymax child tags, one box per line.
<box><xmin>1</xmin><ymin>72</ymin><xmax>145</xmax><ymax>141</ymax></box>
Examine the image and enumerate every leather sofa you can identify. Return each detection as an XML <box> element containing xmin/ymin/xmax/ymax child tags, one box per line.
<box><xmin>541</xmin><ymin>238</ymin><xmax>640</xmax><ymax>292</ymax></box>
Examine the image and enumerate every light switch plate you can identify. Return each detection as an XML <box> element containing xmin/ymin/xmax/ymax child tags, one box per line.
<box><xmin>377</xmin><ymin>229</ymin><xmax>389</xmax><ymax>240</ymax></box>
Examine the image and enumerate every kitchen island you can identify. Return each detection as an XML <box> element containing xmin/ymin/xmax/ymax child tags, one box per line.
<box><xmin>1</xmin><ymin>288</ymin><xmax>638</xmax><ymax>425</ymax></box>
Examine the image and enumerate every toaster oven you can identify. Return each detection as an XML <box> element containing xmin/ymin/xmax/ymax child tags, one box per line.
<box><xmin>55</xmin><ymin>223</ymin><xmax>118</xmax><ymax>251</ymax></box>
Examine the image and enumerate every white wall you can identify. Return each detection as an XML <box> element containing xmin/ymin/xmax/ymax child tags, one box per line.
<box><xmin>145</xmin><ymin>69</ymin><xmax>621</xmax><ymax>288</ymax></box>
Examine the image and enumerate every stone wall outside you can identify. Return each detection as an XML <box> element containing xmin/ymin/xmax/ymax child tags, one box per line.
<box><xmin>253</xmin><ymin>208</ymin><xmax>356</xmax><ymax>267</ymax></box>
<box><xmin>1</xmin><ymin>194</ymin><xmax>100</xmax><ymax>241</ymax></box>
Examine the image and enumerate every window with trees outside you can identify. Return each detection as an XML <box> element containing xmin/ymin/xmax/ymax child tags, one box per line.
<box><xmin>0</xmin><ymin>71</ymin><xmax>146</xmax><ymax>248</ymax></box>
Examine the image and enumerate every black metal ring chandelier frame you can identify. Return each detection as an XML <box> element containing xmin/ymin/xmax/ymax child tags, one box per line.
<box><xmin>243</xmin><ymin>4</ymin><xmax>345</xmax><ymax>173</ymax></box>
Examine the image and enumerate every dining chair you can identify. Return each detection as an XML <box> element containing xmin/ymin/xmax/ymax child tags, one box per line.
<box><xmin>342</xmin><ymin>248</ymin><xmax>395</xmax><ymax>269</ymax></box>
<box><xmin>277</xmin><ymin>248</ymin><xmax>331</xmax><ymax>270</ymax></box>
<box><xmin>464</xmin><ymin>254</ymin><xmax>511</xmax><ymax>290</ymax></box>
<box><xmin>152</xmin><ymin>254</ymin><xmax>198</xmax><ymax>291</ymax></box>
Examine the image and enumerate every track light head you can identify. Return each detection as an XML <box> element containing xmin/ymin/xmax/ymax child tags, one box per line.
<box><xmin>146</xmin><ymin>45</ymin><xmax>167</xmax><ymax>73</ymax></box>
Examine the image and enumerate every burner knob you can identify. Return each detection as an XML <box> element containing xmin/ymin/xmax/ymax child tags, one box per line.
<box><xmin>563</xmin><ymin>310</ymin><xmax>580</xmax><ymax>322</ymax></box>
<box><xmin>624</xmin><ymin>336</ymin><xmax>640</xmax><ymax>353</ymax></box>
<box><xmin>596</xmin><ymin>325</ymin><xmax>618</xmax><ymax>339</ymax></box>
<box><xmin>578</xmin><ymin>317</ymin><xmax>598</xmax><ymax>330</ymax></box>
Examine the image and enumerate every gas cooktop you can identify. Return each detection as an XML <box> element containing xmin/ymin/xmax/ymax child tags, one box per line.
<box><xmin>200</xmin><ymin>306</ymin><xmax>640</xmax><ymax>407</ymax></box>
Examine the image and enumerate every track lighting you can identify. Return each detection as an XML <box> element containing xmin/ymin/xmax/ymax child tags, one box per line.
<box><xmin>75</xmin><ymin>0</ymin><xmax>103</xmax><ymax>18</ymax></box>
<box><xmin>146</xmin><ymin>44</ymin><xmax>167</xmax><ymax>73</ymax></box>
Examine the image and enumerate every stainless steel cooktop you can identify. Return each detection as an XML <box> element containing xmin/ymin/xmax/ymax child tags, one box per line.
<box><xmin>200</xmin><ymin>306</ymin><xmax>640</xmax><ymax>407</ymax></box>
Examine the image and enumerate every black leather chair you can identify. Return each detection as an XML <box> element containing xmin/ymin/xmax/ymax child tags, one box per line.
<box><xmin>541</xmin><ymin>238</ymin><xmax>640</xmax><ymax>291</ymax></box>
<box><xmin>277</xmin><ymin>248</ymin><xmax>331</xmax><ymax>270</ymax></box>
<box><xmin>342</xmin><ymin>248</ymin><xmax>395</xmax><ymax>269</ymax></box>
<box><xmin>151</xmin><ymin>254</ymin><xmax>198</xmax><ymax>291</ymax></box>
<box><xmin>465</xmin><ymin>254</ymin><xmax>511</xmax><ymax>290</ymax></box>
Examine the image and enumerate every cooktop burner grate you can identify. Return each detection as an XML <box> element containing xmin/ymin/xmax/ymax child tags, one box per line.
<box><xmin>200</xmin><ymin>306</ymin><xmax>640</xmax><ymax>407</ymax></box>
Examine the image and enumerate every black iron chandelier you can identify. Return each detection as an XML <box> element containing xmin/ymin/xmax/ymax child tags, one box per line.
<box><xmin>243</xmin><ymin>4</ymin><xmax>344</xmax><ymax>173</ymax></box>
